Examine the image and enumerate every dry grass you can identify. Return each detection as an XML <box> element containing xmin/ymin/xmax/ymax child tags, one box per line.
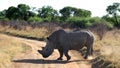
<box><xmin>0</xmin><ymin>23</ymin><xmax>120</xmax><ymax>68</ymax></box>
<box><xmin>0</xmin><ymin>25</ymin><xmax>48</xmax><ymax>40</ymax></box>
<box><xmin>0</xmin><ymin>34</ymin><xmax>31</xmax><ymax>68</ymax></box>
<box><xmin>0</xmin><ymin>24</ymin><xmax>54</xmax><ymax>68</ymax></box>
<box><xmin>93</xmin><ymin>29</ymin><xmax>120</xmax><ymax>68</ymax></box>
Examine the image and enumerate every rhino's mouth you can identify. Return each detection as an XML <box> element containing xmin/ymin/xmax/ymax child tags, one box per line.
<box><xmin>38</xmin><ymin>50</ymin><xmax>42</xmax><ymax>54</ymax></box>
<box><xmin>43</xmin><ymin>54</ymin><xmax>49</xmax><ymax>58</ymax></box>
<box><xmin>38</xmin><ymin>50</ymin><xmax>51</xmax><ymax>58</ymax></box>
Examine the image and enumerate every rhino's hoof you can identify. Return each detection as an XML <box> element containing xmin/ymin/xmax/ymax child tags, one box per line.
<box><xmin>57</xmin><ymin>58</ymin><xmax>63</xmax><ymax>60</ymax></box>
<box><xmin>67</xmin><ymin>56</ymin><xmax>71</xmax><ymax>61</ymax></box>
<box><xmin>84</xmin><ymin>56</ymin><xmax>88</xmax><ymax>59</ymax></box>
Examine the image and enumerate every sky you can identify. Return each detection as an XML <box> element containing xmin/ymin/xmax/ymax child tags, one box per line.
<box><xmin>0</xmin><ymin>0</ymin><xmax>120</xmax><ymax>17</ymax></box>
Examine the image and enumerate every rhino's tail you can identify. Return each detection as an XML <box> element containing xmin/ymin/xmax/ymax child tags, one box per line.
<box><xmin>87</xmin><ymin>30</ymin><xmax>96</xmax><ymax>41</ymax></box>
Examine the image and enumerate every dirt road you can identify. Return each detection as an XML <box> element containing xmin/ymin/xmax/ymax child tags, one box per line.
<box><xmin>10</xmin><ymin>35</ymin><xmax>92</xmax><ymax>68</ymax></box>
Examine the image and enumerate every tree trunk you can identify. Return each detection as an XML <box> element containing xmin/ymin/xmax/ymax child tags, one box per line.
<box><xmin>114</xmin><ymin>13</ymin><xmax>119</xmax><ymax>27</ymax></box>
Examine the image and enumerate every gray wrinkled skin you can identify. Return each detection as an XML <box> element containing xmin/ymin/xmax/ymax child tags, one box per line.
<box><xmin>38</xmin><ymin>29</ymin><xmax>94</xmax><ymax>61</ymax></box>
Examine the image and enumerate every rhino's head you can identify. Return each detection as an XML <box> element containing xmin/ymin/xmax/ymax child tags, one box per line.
<box><xmin>38</xmin><ymin>37</ymin><xmax>55</xmax><ymax>58</ymax></box>
<box><xmin>38</xmin><ymin>29</ymin><xmax>66</xmax><ymax>58</ymax></box>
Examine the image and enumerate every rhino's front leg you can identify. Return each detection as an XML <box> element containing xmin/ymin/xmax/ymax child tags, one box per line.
<box><xmin>57</xmin><ymin>49</ymin><xmax>63</xmax><ymax>60</ymax></box>
<box><xmin>63</xmin><ymin>49</ymin><xmax>71</xmax><ymax>61</ymax></box>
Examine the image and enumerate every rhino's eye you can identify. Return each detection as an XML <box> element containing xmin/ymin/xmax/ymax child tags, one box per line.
<box><xmin>46</xmin><ymin>48</ymin><xmax>48</xmax><ymax>51</ymax></box>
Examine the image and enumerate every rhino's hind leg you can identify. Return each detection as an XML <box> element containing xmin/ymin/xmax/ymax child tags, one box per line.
<box><xmin>90</xmin><ymin>47</ymin><xmax>94</xmax><ymax>55</ymax></box>
<box><xmin>84</xmin><ymin>51</ymin><xmax>88</xmax><ymax>59</ymax></box>
<box><xmin>84</xmin><ymin>46</ymin><xmax>90</xmax><ymax>59</ymax></box>
<box><xmin>57</xmin><ymin>49</ymin><xmax>63</xmax><ymax>60</ymax></box>
<box><xmin>84</xmin><ymin>45</ymin><xmax>93</xmax><ymax>59</ymax></box>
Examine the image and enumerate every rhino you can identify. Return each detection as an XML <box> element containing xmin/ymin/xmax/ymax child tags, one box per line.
<box><xmin>38</xmin><ymin>29</ymin><xmax>94</xmax><ymax>61</ymax></box>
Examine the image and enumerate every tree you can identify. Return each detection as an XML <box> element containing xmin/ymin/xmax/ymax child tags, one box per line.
<box><xmin>0</xmin><ymin>10</ymin><xmax>6</xmax><ymax>16</ymax></box>
<box><xmin>59</xmin><ymin>6</ymin><xmax>91</xmax><ymax>21</ymax></box>
<box><xmin>17</xmin><ymin>4</ymin><xmax>33</xmax><ymax>20</ymax></box>
<box><xmin>5</xmin><ymin>4</ymin><xmax>36</xmax><ymax>20</ymax></box>
<box><xmin>74</xmin><ymin>9</ymin><xmax>91</xmax><ymax>17</ymax></box>
<box><xmin>102</xmin><ymin>15</ymin><xmax>115</xmax><ymax>24</ymax></box>
<box><xmin>6</xmin><ymin>6</ymin><xmax>20</xmax><ymax>20</ymax></box>
<box><xmin>0</xmin><ymin>10</ymin><xmax>8</xmax><ymax>21</ymax></box>
<box><xmin>38</xmin><ymin>6</ymin><xmax>58</xmax><ymax>22</ymax></box>
<box><xmin>18</xmin><ymin>4</ymin><xmax>30</xmax><ymax>11</ymax></box>
<box><xmin>59</xmin><ymin>6</ymin><xmax>76</xmax><ymax>21</ymax></box>
<box><xmin>106</xmin><ymin>3</ymin><xmax>120</xmax><ymax>27</ymax></box>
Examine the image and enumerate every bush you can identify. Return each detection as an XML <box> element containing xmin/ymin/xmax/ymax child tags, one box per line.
<box><xmin>89</xmin><ymin>17</ymin><xmax>114</xmax><ymax>29</ymax></box>
<box><xmin>0</xmin><ymin>17</ymin><xmax>9</xmax><ymax>21</ymax></box>
<box><xmin>66</xmin><ymin>17</ymin><xmax>90</xmax><ymax>28</ymax></box>
<box><xmin>90</xmin><ymin>22</ymin><xmax>110</xmax><ymax>40</ymax></box>
<box><xmin>89</xmin><ymin>17</ymin><xmax>105</xmax><ymax>23</ymax></box>
<box><xmin>28</xmin><ymin>16</ymin><xmax>43</xmax><ymax>23</ymax></box>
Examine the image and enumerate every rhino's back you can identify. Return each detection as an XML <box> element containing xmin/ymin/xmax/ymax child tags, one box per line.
<box><xmin>60</xmin><ymin>30</ymin><xmax>94</xmax><ymax>50</ymax></box>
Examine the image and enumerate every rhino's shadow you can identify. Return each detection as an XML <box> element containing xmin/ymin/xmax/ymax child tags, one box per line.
<box><xmin>12</xmin><ymin>59</ymin><xmax>82</xmax><ymax>64</ymax></box>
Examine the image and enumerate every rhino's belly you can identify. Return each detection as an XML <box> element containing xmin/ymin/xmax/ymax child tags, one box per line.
<box><xmin>69</xmin><ymin>42</ymin><xmax>85</xmax><ymax>50</ymax></box>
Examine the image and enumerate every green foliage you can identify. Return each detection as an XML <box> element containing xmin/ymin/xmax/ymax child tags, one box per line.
<box><xmin>5</xmin><ymin>4</ymin><xmax>35</xmax><ymax>20</ymax></box>
<box><xmin>6</xmin><ymin>6</ymin><xmax>20</xmax><ymax>20</ymax></box>
<box><xmin>66</xmin><ymin>17</ymin><xmax>90</xmax><ymax>28</ymax></box>
<box><xmin>102</xmin><ymin>15</ymin><xmax>120</xmax><ymax>28</ymax></box>
<box><xmin>106</xmin><ymin>3</ymin><xmax>120</xmax><ymax>14</ymax></box>
<box><xmin>0</xmin><ymin>17</ymin><xmax>9</xmax><ymax>21</ymax></box>
<box><xmin>89</xmin><ymin>17</ymin><xmax>105</xmax><ymax>23</ymax></box>
<box><xmin>59</xmin><ymin>6</ymin><xmax>91</xmax><ymax>21</ymax></box>
<box><xmin>0</xmin><ymin>3</ymin><xmax>120</xmax><ymax>28</ymax></box>
<box><xmin>102</xmin><ymin>15</ymin><xmax>113</xmax><ymax>22</ymax></box>
<box><xmin>38</xmin><ymin>6</ymin><xmax>58</xmax><ymax>22</ymax></box>
<box><xmin>59</xmin><ymin>6</ymin><xmax>76</xmax><ymax>21</ymax></box>
<box><xmin>0</xmin><ymin>10</ymin><xmax>7</xmax><ymax>20</ymax></box>
<box><xmin>18</xmin><ymin>4</ymin><xmax>30</xmax><ymax>12</ymax></box>
<box><xmin>74</xmin><ymin>9</ymin><xmax>91</xmax><ymax>17</ymax></box>
<box><xmin>27</xmin><ymin>16</ymin><xmax>43</xmax><ymax>23</ymax></box>
<box><xmin>0</xmin><ymin>10</ymin><xmax>6</xmax><ymax>17</ymax></box>
<box><xmin>102</xmin><ymin>15</ymin><xmax>115</xmax><ymax>26</ymax></box>
<box><xmin>106</xmin><ymin>3</ymin><xmax>120</xmax><ymax>27</ymax></box>
<box><xmin>65</xmin><ymin>16</ymin><xmax>114</xmax><ymax>28</ymax></box>
<box><xmin>90</xmin><ymin>17</ymin><xmax>114</xmax><ymax>29</ymax></box>
<box><xmin>17</xmin><ymin>4</ymin><xmax>35</xmax><ymax>20</ymax></box>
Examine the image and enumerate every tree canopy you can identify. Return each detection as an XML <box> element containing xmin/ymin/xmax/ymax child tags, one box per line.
<box><xmin>0</xmin><ymin>3</ymin><xmax>120</xmax><ymax>28</ymax></box>
<box><xmin>106</xmin><ymin>3</ymin><xmax>120</xmax><ymax>27</ymax></box>
<box><xmin>5</xmin><ymin>4</ymin><xmax>35</xmax><ymax>20</ymax></box>
<box><xmin>59</xmin><ymin>6</ymin><xmax>91</xmax><ymax>21</ymax></box>
<box><xmin>38</xmin><ymin>6</ymin><xmax>58</xmax><ymax>22</ymax></box>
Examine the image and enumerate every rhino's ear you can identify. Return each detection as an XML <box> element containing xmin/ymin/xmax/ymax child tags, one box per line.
<box><xmin>47</xmin><ymin>37</ymin><xmax>49</xmax><ymax>40</ymax></box>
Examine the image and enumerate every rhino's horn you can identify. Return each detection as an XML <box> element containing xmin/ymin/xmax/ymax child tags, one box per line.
<box><xmin>38</xmin><ymin>50</ymin><xmax>43</xmax><ymax>54</ymax></box>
